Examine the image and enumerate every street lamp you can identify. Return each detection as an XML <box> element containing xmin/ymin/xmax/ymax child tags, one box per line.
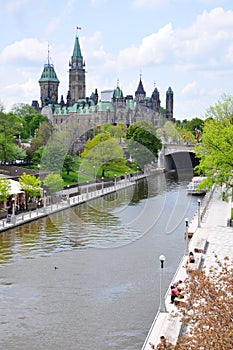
<box><xmin>44</xmin><ymin>190</ymin><xmax>47</xmax><ymax>212</ymax></box>
<box><xmin>11</xmin><ymin>197</ymin><xmax>16</xmax><ymax>224</ymax></box>
<box><xmin>93</xmin><ymin>165</ymin><xmax>96</xmax><ymax>179</ymax></box>
<box><xmin>67</xmin><ymin>185</ymin><xmax>70</xmax><ymax>205</ymax></box>
<box><xmin>159</xmin><ymin>254</ymin><xmax>167</xmax><ymax>313</ymax></box>
<box><xmin>185</xmin><ymin>218</ymin><xmax>189</xmax><ymax>254</ymax></box>
<box><xmin>101</xmin><ymin>177</ymin><xmax>104</xmax><ymax>194</ymax></box>
<box><xmin>197</xmin><ymin>199</ymin><xmax>201</xmax><ymax>228</ymax></box>
<box><xmin>86</xmin><ymin>181</ymin><xmax>89</xmax><ymax>199</ymax></box>
<box><xmin>114</xmin><ymin>174</ymin><xmax>117</xmax><ymax>190</ymax></box>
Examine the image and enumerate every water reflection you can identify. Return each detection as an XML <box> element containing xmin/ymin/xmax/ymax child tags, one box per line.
<box><xmin>0</xmin><ymin>172</ymin><xmax>192</xmax><ymax>264</ymax></box>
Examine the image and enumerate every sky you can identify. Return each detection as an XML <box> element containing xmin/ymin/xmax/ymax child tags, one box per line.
<box><xmin>1</xmin><ymin>0</ymin><xmax>233</xmax><ymax>120</ymax></box>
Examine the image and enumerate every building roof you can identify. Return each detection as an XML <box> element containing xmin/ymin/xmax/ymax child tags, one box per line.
<box><xmin>38</xmin><ymin>63</ymin><xmax>60</xmax><ymax>83</ymax></box>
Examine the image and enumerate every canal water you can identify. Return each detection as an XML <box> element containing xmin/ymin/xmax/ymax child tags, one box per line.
<box><xmin>0</xmin><ymin>171</ymin><xmax>199</xmax><ymax>350</ymax></box>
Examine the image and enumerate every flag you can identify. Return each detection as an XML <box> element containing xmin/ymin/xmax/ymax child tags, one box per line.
<box><xmin>76</xmin><ymin>26</ymin><xmax>82</xmax><ymax>30</ymax></box>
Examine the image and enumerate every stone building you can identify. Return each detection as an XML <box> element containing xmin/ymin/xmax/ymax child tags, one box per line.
<box><xmin>33</xmin><ymin>34</ymin><xmax>174</xmax><ymax>134</ymax></box>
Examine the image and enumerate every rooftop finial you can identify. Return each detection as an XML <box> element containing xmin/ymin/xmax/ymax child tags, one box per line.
<box><xmin>47</xmin><ymin>42</ymin><xmax>50</xmax><ymax>65</ymax></box>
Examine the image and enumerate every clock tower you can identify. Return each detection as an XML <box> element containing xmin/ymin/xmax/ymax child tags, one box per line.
<box><xmin>68</xmin><ymin>35</ymin><xmax>86</xmax><ymax>105</ymax></box>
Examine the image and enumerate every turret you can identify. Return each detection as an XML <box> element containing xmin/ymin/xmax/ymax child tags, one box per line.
<box><xmin>166</xmin><ymin>86</ymin><xmax>174</xmax><ymax>120</ymax></box>
<box><xmin>38</xmin><ymin>48</ymin><xmax>60</xmax><ymax>108</ymax></box>
<box><xmin>135</xmin><ymin>75</ymin><xmax>146</xmax><ymax>102</ymax></box>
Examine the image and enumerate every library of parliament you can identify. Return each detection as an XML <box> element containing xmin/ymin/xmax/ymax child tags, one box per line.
<box><xmin>32</xmin><ymin>35</ymin><xmax>174</xmax><ymax>130</ymax></box>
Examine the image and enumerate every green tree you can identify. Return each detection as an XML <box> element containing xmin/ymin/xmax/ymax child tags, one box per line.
<box><xmin>11</xmin><ymin>103</ymin><xmax>38</xmax><ymax>118</ymax></box>
<box><xmin>40</xmin><ymin>132</ymin><xmax>68</xmax><ymax>173</ymax></box>
<box><xmin>0</xmin><ymin>178</ymin><xmax>11</xmax><ymax>205</ymax></box>
<box><xmin>43</xmin><ymin>173</ymin><xmax>64</xmax><ymax>193</ymax></box>
<box><xmin>0</xmin><ymin>111</ymin><xmax>22</xmax><ymax>162</ymax></box>
<box><xmin>63</xmin><ymin>154</ymin><xmax>77</xmax><ymax>175</ymax></box>
<box><xmin>81</xmin><ymin>132</ymin><xmax>126</xmax><ymax>177</ymax></box>
<box><xmin>126</xmin><ymin>121</ymin><xmax>162</xmax><ymax>166</ymax></box>
<box><xmin>195</xmin><ymin>95</ymin><xmax>233</xmax><ymax>185</ymax></box>
<box><xmin>18</xmin><ymin>172</ymin><xmax>41</xmax><ymax>209</ymax></box>
<box><xmin>21</xmin><ymin>113</ymin><xmax>49</xmax><ymax>139</ymax></box>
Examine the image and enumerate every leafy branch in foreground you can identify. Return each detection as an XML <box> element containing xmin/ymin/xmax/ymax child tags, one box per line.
<box><xmin>175</xmin><ymin>256</ymin><xmax>233</xmax><ymax>350</ymax></box>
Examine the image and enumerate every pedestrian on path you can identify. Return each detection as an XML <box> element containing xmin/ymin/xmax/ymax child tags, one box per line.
<box><xmin>150</xmin><ymin>335</ymin><xmax>174</xmax><ymax>349</ymax></box>
<box><xmin>170</xmin><ymin>285</ymin><xmax>179</xmax><ymax>304</ymax></box>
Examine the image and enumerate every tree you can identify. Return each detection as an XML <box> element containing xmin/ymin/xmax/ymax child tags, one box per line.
<box><xmin>43</xmin><ymin>173</ymin><xmax>64</xmax><ymax>194</ymax></box>
<box><xmin>63</xmin><ymin>154</ymin><xmax>76</xmax><ymax>175</ymax></box>
<box><xmin>0</xmin><ymin>111</ymin><xmax>22</xmax><ymax>162</ymax></box>
<box><xmin>18</xmin><ymin>172</ymin><xmax>41</xmax><ymax>209</ymax></box>
<box><xmin>195</xmin><ymin>95</ymin><xmax>233</xmax><ymax>185</ymax></box>
<box><xmin>175</xmin><ymin>256</ymin><xmax>233</xmax><ymax>349</ymax></box>
<box><xmin>80</xmin><ymin>132</ymin><xmax>126</xmax><ymax>177</ymax></box>
<box><xmin>126</xmin><ymin>121</ymin><xmax>162</xmax><ymax>166</ymax></box>
<box><xmin>0</xmin><ymin>178</ymin><xmax>11</xmax><ymax>205</ymax></box>
<box><xmin>40</xmin><ymin>132</ymin><xmax>68</xmax><ymax>173</ymax></box>
<box><xmin>11</xmin><ymin>103</ymin><xmax>38</xmax><ymax>118</ymax></box>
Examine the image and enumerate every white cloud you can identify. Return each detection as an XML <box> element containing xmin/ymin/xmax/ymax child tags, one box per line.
<box><xmin>117</xmin><ymin>24</ymin><xmax>176</xmax><ymax>69</ymax></box>
<box><xmin>0</xmin><ymin>39</ymin><xmax>47</xmax><ymax>65</ymax></box>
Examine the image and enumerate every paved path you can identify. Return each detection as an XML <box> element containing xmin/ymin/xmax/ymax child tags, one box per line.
<box><xmin>0</xmin><ymin>170</ymin><xmax>162</xmax><ymax>233</ymax></box>
<box><xmin>141</xmin><ymin>185</ymin><xmax>233</xmax><ymax>350</ymax></box>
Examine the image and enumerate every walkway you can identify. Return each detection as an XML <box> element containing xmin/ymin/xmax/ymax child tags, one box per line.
<box><xmin>141</xmin><ymin>185</ymin><xmax>233</xmax><ymax>349</ymax></box>
<box><xmin>0</xmin><ymin>170</ymin><xmax>162</xmax><ymax>233</ymax></box>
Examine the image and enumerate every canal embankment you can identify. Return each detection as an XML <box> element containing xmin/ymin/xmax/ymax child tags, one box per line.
<box><xmin>0</xmin><ymin>169</ymin><xmax>165</xmax><ymax>233</ymax></box>
<box><xmin>141</xmin><ymin>184</ymin><xmax>233</xmax><ymax>349</ymax></box>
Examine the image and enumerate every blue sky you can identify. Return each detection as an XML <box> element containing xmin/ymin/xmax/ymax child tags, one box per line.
<box><xmin>1</xmin><ymin>0</ymin><xmax>233</xmax><ymax>120</ymax></box>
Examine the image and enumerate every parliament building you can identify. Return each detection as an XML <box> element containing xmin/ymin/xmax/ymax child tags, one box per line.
<box><xmin>32</xmin><ymin>35</ymin><xmax>174</xmax><ymax>132</ymax></box>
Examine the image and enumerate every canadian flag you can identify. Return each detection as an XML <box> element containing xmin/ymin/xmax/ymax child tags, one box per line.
<box><xmin>76</xmin><ymin>26</ymin><xmax>82</xmax><ymax>30</ymax></box>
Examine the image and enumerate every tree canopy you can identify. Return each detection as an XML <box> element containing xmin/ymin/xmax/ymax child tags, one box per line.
<box><xmin>18</xmin><ymin>172</ymin><xmax>41</xmax><ymax>209</ymax></box>
<box><xmin>195</xmin><ymin>95</ymin><xmax>233</xmax><ymax>185</ymax></box>
<box><xmin>0</xmin><ymin>178</ymin><xmax>11</xmax><ymax>204</ymax></box>
<box><xmin>80</xmin><ymin>132</ymin><xmax>126</xmax><ymax>177</ymax></box>
<box><xmin>0</xmin><ymin>111</ymin><xmax>23</xmax><ymax>162</ymax></box>
<box><xmin>43</xmin><ymin>173</ymin><xmax>64</xmax><ymax>193</ymax></box>
<box><xmin>126</xmin><ymin>121</ymin><xmax>162</xmax><ymax>166</ymax></box>
<box><xmin>176</xmin><ymin>256</ymin><xmax>233</xmax><ymax>350</ymax></box>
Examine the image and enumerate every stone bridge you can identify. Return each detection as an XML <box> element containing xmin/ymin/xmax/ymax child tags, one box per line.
<box><xmin>158</xmin><ymin>143</ymin><xmax>198</xmax><ymax>172</ymax></box>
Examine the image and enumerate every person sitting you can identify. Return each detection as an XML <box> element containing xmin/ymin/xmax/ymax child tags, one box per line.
<box><xmin>183</xmin><ymin>251</ymin><xmax>195</xmax><ymax>268</ymax></box>
<box><xmin>149</xmin><ymin>335</ymin><xmax>174</xmax><ymax>349</ymax></box>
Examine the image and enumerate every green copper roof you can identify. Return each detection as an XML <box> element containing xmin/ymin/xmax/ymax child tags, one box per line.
<box><xmin>72</xmin><ymin>36</ymin><xmax>83</xmax><ymax>61</ymax></box>
<box><xmin>167</xmin><ymin>86</ymin><xmax>173</xmax><ymax>93</ymax></box>
<box><xmin>113</xmin><ymin>86</ymin><xmax>123</xmax><ymax>99</ymax></box>
<box><xmin>39</xmin><ymin>63</ymin><xmax>59</xmax><ymax>83</ymax></box>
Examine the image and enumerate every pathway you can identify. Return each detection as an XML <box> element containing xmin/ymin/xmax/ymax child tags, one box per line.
<box><xmin>141</xmin><ymin>185</ymin><xmax>233</xmax><ymax>349</ymax></box>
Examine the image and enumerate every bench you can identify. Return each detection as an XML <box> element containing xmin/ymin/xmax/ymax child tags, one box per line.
<box><xmin>193</xmin><ymin>238</ymin><xmax>207</xmax><ymax>253</ymax></box>
<box><xmin>187</xmin><ymin>253</ymin><xmax>202</xmax><ymax>272</ymax></box>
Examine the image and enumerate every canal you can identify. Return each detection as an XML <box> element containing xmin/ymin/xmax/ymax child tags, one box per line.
<box><xmin>0</xmin><ymin>171</ymin><xmax>199</xmax><ymax>350</ymax></box>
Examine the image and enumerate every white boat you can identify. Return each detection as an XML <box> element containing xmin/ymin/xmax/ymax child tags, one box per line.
<box><xmin>187</xmin><ymin>176</ymin><xmax>207</xmax><ymax>195</ymax></box>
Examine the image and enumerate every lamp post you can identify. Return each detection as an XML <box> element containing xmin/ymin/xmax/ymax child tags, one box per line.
<box><xmin>185</xmin><ymin>218</ymin><xmax>189</xmax><ymax>254</ymax></box>
<box><xmin>114</xmin><ymin>174</ymin><xmax>117</xmax><ymax>190</ymax></box>
<box><xmin>101</xmin><ymin>177</ymin><xmax>104</xmax><ymax>194</ymax></box>
<box><xmin>125</xmin><ymin>172</ymin><xmax>127</xmax><ymax>184</ymax></box>
<box><xmin>11</xmin><ymin>197</ymin><xmax>16</xmax><ymax>224</ymax></box>
<box><xmin>86</xmin><ymin>181</ymin><xmax>89</xmax><ymax>199</ymax></box>
<box><xmin>44</xmin><ymin>190</ymin><xmax>47</xmax><ymax>212</ymax></box>
<box><xmin>93</xmin><ymin>165</ymin><xmax>96</xmax><ymax>179</ymax></box>
<box><xmin>67</xmin><ymin>185</ymin><xmax>70</xmax><ymax>205</ymax></box>
<box><xmin>197</xmin><ymin>199</ymin><xmax>201</xmax><ymax>228</ymax></box>
<box><xmin>159</xmin><ymin>254</ymin><xmax>167</xmax><ymax>313</ymax></box>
